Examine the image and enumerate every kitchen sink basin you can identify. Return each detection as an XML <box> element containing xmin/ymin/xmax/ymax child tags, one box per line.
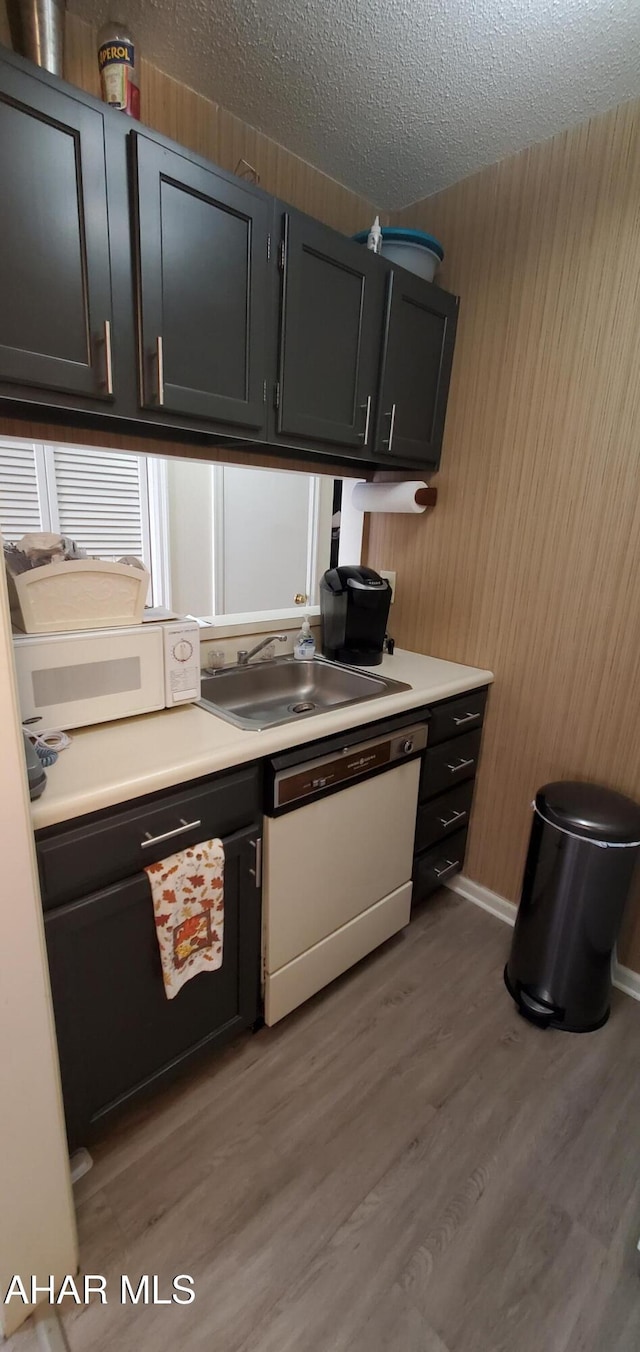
<box><xmin>198</xmin><ymin>655</ymin><xmax>411</xmax><ymax>730</ymax></box>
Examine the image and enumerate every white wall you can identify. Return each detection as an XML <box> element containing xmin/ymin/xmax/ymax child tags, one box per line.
<box><xmin>165</xmin><ymin>458</ymin><xmax>335</xmax><ymax>619</ymax></box>
<box><xmin>166</xmin><ymin>457</ymin><xmax>215</xmax><ymax>617</ymax></box>
<box><xmin>0</xmin><ymin>572</ymin><xmax>77</xmax><ymax>1336</ymax></box>
<box><xmin>219</xmin><ymin>466</ymin><xmax>312</xmax><ymax>613</ymax></box>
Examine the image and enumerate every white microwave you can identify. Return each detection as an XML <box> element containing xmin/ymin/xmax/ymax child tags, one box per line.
<box><xmin>13</xmin><ymin>620</ymin><xmax>201</xmax><ymax>732</ymax></box>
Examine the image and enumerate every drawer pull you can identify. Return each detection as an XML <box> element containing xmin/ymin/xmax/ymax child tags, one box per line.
<box><xmin>452</xmin><ymin>711</ymin><xmax>480</xmax><ymax>726</ymax></box>
<box><xmin>438</xmin><ymin>808</ymin><xmax>466</xmax><ymax>829</ymax></box>
<box><xmin>155</xmin><ymin>335</ymin><xmax>165</xmax><ymax>406</ymax></box>
<box><xmin>382</xmin><ymin>402</ymin><xmax>396</xmax><ymax>451</ymax></box>
<box><xmin>141</xmin><ymin>818</ymin><xmax>201</xmax><ymax>849</ymax></box>
<box><xmin>446</xmin><ymin>757</ymin><xmax>474</xmax><ymax>774</ymax></box>
<box><xmin>249</xmin><ymin>836</ymin><xmax>262</xmax><ymax>889</ymax></box>
<box><xmin>100</xmin><ymin>319</ymin><xmax>113</xmax><ymax>396</ymax></box>
<box><xmin>434</xmin><ymin>858</ymin><xmax>461</xmax><ymax>880</ymax></box>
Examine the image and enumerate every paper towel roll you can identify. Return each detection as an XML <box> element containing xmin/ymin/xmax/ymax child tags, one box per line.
<box><xmin>351</xmin><ymin>481</ymin><xmax>428</xmax><ymax>514</ymax></box>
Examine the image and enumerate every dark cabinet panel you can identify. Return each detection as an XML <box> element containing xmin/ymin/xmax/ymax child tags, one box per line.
<box><xmin>0</xmin><ymin>60</ymin><xmax>114</xmax><ymax>400</ymax></box>
<box><xmin>427</xmin><ymin>688</ymin><xmax>488</xmax><ymax>746</ymax></box>
<box><xmin>420</xmin><ymin>729</ymin><xmax>482</xmax><ymax>802</ymax></box>
<box><xmin>275</xmin><ymin>211</ymin><xmax>386</xmax><ymax>453</ymax></box>
<box><xmin>132</xmin><ymin>132</ymin><xmax>270</xmax><ymax>430</ymax></box>
<box><xmin>45</xmin><ymin>824</ymin><xmax>261</xmax><ymax>1149</ymax></box>
<box><xmin>0</xmin><ymin>51</ymin><xmax>460</xmax><ymax>470</ymax></box>
<box><xmin>38</xmin><ymin>765</ymin><xmax>261</xmax><ymax>910</ymax></box>
<box><xmin>414</xmin><ymin>780</ymin><xmax>475</xmax><ymax>854</ymax></box>
<box><xmin>375</xmin><ymin>269</ymin><xmax>458</xmax><ymax>468</ymax></box>
<box><xmin>413</xmin><ymin>828</ymin><xmax>468</xmax><ymax>903</ymax></box>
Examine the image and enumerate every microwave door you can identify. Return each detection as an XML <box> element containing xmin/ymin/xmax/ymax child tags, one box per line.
<box><xmin>13</xmin><ymin>627</ymin><xmax>166</xmax><ymax>731</ymax></box>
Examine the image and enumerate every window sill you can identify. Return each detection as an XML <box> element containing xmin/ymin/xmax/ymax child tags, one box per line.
<box><xmin>193</xmin><ymin>607</ymin><xmax>321</xmax><ymax>641</ymax></box>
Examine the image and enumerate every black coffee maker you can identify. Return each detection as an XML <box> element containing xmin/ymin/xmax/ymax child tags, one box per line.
<box><xmin>320</xmin><ymin>566</ymin><xmax>392</xmax><ymax>666</ymax></box>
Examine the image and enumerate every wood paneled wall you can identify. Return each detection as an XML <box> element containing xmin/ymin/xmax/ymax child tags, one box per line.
<box><xmin>366</xmin><ymin>99</ymin><xmax>640</xmax><ymax>971</ymax></box>
<box><xmin>0</xmin><ymin>7</ymin><xmax>377</xmax><ymax>234</ymax></box>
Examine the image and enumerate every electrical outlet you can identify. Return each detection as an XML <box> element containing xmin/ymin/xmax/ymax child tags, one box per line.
<box><xmin>379</xmin><ymin>569</ymin><xmax>396</xmax><ymax>602</ymax></box>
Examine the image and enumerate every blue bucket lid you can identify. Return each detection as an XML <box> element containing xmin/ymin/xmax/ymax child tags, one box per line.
<box><xmin>352</xmin><ymin>226</ymin><xmax>444</xmax><ymax>262</ymax></box>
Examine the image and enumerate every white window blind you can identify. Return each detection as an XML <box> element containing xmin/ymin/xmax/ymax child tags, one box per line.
<box><xmin>49</xmin><ymin>447</ymin><xmax>147</xmax><ymax>561</ymax></box>
<box><xmin>0</xmin><ymin>442</ymin><xmax>46</xmax><ymax>543</ymax></box>
<box><xmin>0</xmin><ymin>439</ymin><xmax>159</xmax><ymax>605</ymax></box>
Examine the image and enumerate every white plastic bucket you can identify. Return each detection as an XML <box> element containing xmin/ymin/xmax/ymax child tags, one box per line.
<box><xmin>379</xmin><ymin>239</ymin><xmax>440</xmax><ymax>281</ymax></box>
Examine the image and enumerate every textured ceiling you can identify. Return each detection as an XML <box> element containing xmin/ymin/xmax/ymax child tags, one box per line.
<box><xmin>71</xmin><ymin>0</ymin><xmax>640</xmax><ymax>207</ymax></box>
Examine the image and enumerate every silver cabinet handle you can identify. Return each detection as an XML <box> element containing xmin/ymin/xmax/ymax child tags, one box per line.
<box><xmin>155</xmin><ymin>335</ymin><xmax>165</xmax><ymax>406</ymax></box>
<box><xmin>452</xmin><ymin>711</ymin><xmax>480</xmax><ymax>726</ymax></box>
<box><xmin>141</xmin><ymin>817</ymin><xmax>201</xmax><ymax>849</ymax></box>
<box><xmin>100</xmin><ymin>319</ymin><xmax>113</xmax><ymax>396</ymax></box>
<box><xmin>360</xmin><ymin>395</ymin><xmax>372</xmax><ymax>445</ymax></box>
<box><xmin>446</xmin><ymin>757</ymin><xmax>474</xmax><ymax>773</ymax></box>
<box><xmin>434</xmin><ymin>858</ymin><xmax>460</xmax><ymax>880</ymax></box>
<box><xmin>383</xmin><ymin>403</ymin><xmax>396</xmax><ymax>451</ymax></box>
<box><xmin>250</xmin><ymin>836</ymin><xmax>262</xmax><ymax>889</ymax></box>
<box><xmin>438</xmin><ymin>808</ymin><xmax>466</xmax><ymax>829</ymax></box>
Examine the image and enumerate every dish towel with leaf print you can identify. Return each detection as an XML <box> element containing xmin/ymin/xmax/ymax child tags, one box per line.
<box><xmin>145</xmin><ymin>838</ymin><xmax>225</xmax><ymax>999</ymax></box>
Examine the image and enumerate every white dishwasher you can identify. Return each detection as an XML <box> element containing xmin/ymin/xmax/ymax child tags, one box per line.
<box><xmin>263</xmin><ymin>713</ymin><xmax>429</xmax><ymax>1025</ymax></box>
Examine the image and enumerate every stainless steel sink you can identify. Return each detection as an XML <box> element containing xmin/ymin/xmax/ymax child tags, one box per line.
<box><xmin>198</xmin><ymin>655</ymin><xmax>411</xmax><ymax>730</ymax></box>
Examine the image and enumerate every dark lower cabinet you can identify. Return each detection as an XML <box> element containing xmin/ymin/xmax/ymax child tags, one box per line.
<box><xmin>39</xmin><ymin>769</ymin><xmax>262</xmax><ymax>1150</ymax></box>
<box><xmin>415</xmin><ymin>780</ymin><xmax>475</xmax><ymax>853</ymax></box>
<box><xmin>419</xmin><ymin>728</ymin><xmax>482</xmax><ymax>801</ymax></box>
<box><xmin>375</xmin><ymin>267</ymin><xmax>458</xmax><ymax>468</ymax></box>
<box><xmin>413</xmin><ymin>688</ymin><xmax>488</xmax><ymax>903</ymax></box>
<box><xmin>274</xmin><ymin>209</ymin><xmax>386</xmax><ymax>454</ymax></box>
<box><xmin>132</xmin><ymin>132</ymin><xmax>270</xmax><ymax>431</ymax></box>
<box><xmin>413</xmin><ymin>828</ymin><xmax>469</xmax><ymax>905</ymax></box>
<box><xmin>0</xmin><ymin>57</ymin><xmax>114</xmax><ymax>402</ymax></box>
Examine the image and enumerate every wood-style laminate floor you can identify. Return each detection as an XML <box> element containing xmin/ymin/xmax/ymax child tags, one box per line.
<box><xmin>8</xmin><ymin>892</ymin><xmax>640</xmax><ymax>1352</ymax></box>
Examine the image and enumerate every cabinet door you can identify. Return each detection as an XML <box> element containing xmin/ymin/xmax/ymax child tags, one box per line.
<box><xmin>275</xmin><ymin>211</ymin><xmax>385</xmax><ymax>452</ymax></box>
<box><xmin>45</xmin><ymin>824</ymin><xmax>261</xmax><ymax>1149</ymax></box>
<box><xmin>375</xmin><ymin>270</ymin><xmax>458</xmax><ymax>468</ymax></box>
<box><xmin>132</xmin><ymin>133</ymin><xmax>270</xmax><ymax>430</ymax></box>
<box><xmin>0</xmin><ymin>61</ymin><xmax>114</xmax><ymax>399</ymax></box>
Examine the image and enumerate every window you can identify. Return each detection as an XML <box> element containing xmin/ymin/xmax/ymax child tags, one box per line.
<box><xmin>0</xmin><ymin>439</ymin><xmax>161</xmax><ymax>604</ymax></box>
<box><xmin>0</xmin><ymin>438</ymin><xmax>347</xmax><ymax>625</ymax></box>
<box><xmin>0</xmin><ymin>440</ymin><xmax>151</xmax><ymax>559</ymax></box>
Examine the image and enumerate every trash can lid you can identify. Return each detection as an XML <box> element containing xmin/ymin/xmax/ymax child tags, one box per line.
<box><xmin>535</xmin><ymin>781</ymin><xmax>640</xmax><ymax>844</ymax></box>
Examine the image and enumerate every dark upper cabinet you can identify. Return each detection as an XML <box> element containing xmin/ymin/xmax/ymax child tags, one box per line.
<box><xmin>0</xmin><ymin>49</ymin><xmax>460</xmax><ymax>471</ymax></box>
<box><xmin>273</xmin><ymin>210</ymin><xmax>386</xmax><ymax>454</ymax></box>
<box><xmin>374</xmin><ymin>268</ymin><xmax>459</xmax><ymax>468</ymax></box>
<box><xmin>0</xmin><ymin>58</ymin><xmax>114</xmax><ymax>402</ymax></box>
<box><xmin>132</xmin><ymin>132</ymin><xmax>270</xmax><ymax>432</ymax></box>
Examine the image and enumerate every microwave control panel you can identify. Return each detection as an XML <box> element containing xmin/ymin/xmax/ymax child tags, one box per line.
<box><xmin>163</xmin><ymin>621</ymin><xmax>201</xmax><ymax>704</ymax></box>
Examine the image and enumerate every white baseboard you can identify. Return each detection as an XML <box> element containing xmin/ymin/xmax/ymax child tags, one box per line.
<box><xmin>613</xmin><ymin>961</ymin><xmax>640</xmax><ymax>1002</ymax></box>
<box><xmin>447</xmin><ymin>874</ymin><xmax>516</xmax><ymax>927</ymax></box>
<box><xmin>446</xmin><ymin>874</ymin><xmax>640</xmax><ymax>1004</ymax></box>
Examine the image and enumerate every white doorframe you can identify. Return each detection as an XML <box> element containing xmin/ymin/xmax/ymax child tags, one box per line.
<box><xmin>0</xmin><ymin>568</ymin><xmax>77</xmax><ymax>1337</ymax></box>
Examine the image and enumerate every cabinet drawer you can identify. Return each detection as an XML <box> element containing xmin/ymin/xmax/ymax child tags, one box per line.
<box><xmin>428</xmin><ymin>689</ymin><xmax>487</xmax><ymax>746</ymax></box>
<box><xmin>420</xmin><ymin>730</ymin><xmax>482</xmax><ymax>802</ymax></box>
<box><xmin>414</xmin><ymin>780</ymin><xmax>475</xmax><ymax>854</ymax></box>
<box><xmin>413</xmin><ymin>829</ymin><xmax>467</xmax><ymax>904</ymax></box>
<box><xmin>45</xmin><ymin>824</ymin><xmax>261</xmax><ymax>1149</ymax></box>
<box><xmin>37</xmin><ymin>765</ymin><xmax>261</xmax><ymax>910</ymax></box>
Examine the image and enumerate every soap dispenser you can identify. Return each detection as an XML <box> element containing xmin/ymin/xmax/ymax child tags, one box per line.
<box><xmin>294</xmin><ymin>616</ymin><xmax>316</xmax><ymax>660</ymax></box>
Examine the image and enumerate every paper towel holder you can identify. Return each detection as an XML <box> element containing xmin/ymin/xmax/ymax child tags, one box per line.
<box><xmin>352</xmin><ymin>479</ymin><xmax>438</xmax><ymax>514</ymax></box>
<box><xmin>413</xmin><ymin>487</ymin><xmax>438</xmax><ymax>508</ymax></box>
<box><xmin>370</xmin><ymin>471</ymin><xmax>438</xmax><ymax>511</ymax></box>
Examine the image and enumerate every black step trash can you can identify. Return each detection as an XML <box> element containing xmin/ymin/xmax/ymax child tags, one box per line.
<box><xmin>505</xmin><ymin>782</ymin><xmax>640</xmax><ymax>1032</ymax></box>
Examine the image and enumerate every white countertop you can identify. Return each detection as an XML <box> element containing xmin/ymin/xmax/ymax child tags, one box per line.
<box><xmin>30</xmin><ymin>649</ymin><xmax>494</xmax><ymax>830</ymax></box>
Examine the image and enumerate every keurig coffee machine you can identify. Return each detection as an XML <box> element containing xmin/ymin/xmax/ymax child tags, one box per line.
<box><xmin>320</xmin><ymin>566</ymin><xmax>391</xmax><ymax>666</ymax></box>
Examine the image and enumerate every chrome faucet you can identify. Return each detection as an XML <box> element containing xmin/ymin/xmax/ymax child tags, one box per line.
<box><xmin>236</xmin><ymin>634</ymin><xmax>288</xmax><ymax>666</ymax></box>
